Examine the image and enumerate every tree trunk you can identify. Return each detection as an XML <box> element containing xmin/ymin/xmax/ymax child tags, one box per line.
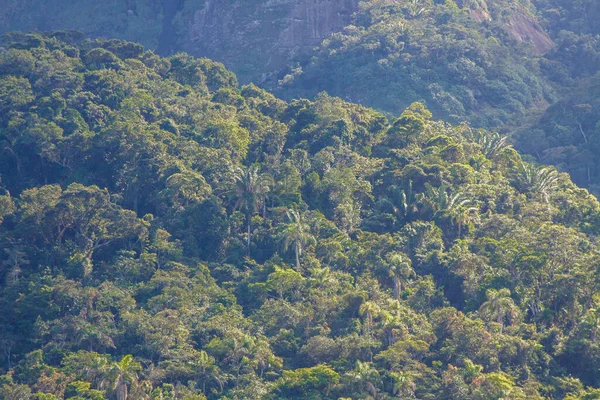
<box><xmin>393</xmin><ymin>276</ymin><xmax>401</xmax><ymax>300</ymax></box>
<box><xmin>4</xmin><ymin>146</ymin><xmax>22</xmax><ymax>176</ymax></box>
<box><xmin>247</xmin><ymin>218</ymin><xmax>251</xmax><ymax>255</ymax></box>
<box><xmin>577</xmin><ymin>122</ymin><xmax>588</xmax><ymax>143</ymax></box>
<box><xmin>497</xmin><ymin>306</ymin><xmax>503</xmax><ymax>333</ymax></box>
<box><xmin>116</xmin><ymin>376</ymin><xmax>128</xmax><ymax>400</ymax></box>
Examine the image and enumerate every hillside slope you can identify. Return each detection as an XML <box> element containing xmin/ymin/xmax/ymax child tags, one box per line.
<box><xmin>272</xmin><ymin>0</ymin><xmax>556</xmax><ymax>126</ymax></box>
<box><xmin>0</xmin><ymin>0</ymin><xmax>361</xmax><ymax>83</ymax></box>
<box><xmin>1</xmin><ymin>32</ymin><xmax>600</xmax><ymax>399</ymax></box>
<box><xmin>2</xmin><ymin>0</ymin><xmax>598</xmax><ymax>194</ymax></box>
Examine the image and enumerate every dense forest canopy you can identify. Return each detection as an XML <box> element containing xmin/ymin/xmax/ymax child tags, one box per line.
<box><xmin>270</xmin><ymin>0</ymin><xmax>600</xmax><ymax>193</ymax></box>
<box><xmin>0</xmin><ymin>0</ymin><xmax>599</xmax><ymax>193</ymax></box>
<box><xmin>1</xmin><ymin>32</ymin><xmax>600</xmax><ymax>399</ymax></box>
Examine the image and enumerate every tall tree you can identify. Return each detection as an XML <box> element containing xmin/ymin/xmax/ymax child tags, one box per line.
<box><xmin>232</xmin><ymin>165</ymin><xmax>273</xmax><ymax>254</ymax></box>
<box><xmin>280</xmin><ymin>209</ymin><xmax>315</xmax><ymax>268</ymax></box>
<box><xmin>359</xmin><ymin>300</ymin><xmax>381</xmax><ymax>337</ymax></box>
<box><xmin>479</xmin><ymin>288</ymin><xmax>519</xmax><ymax>333</ymax></box>
<box><xmin>345</xmin><ymin>361</ymin><xmax>382</xmax><ymax>399</ymax></box>
<box><xmin>386</xmin><ymin>252</ymin><xmax>415</xmax><ymax>300</ymax></box>
<box><xmin>108</xmin><ymin>355</ymin><xmax>140</xmax><ymax>400</ymax></box>
<box><xmin>191</xmin><ymin>350</ymin><xmax>223</xmax><ymax>394</ymax></box>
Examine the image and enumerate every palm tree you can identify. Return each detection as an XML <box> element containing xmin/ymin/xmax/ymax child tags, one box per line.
<box><xmin>232</xmin><ymin>165</ymin><xmax>273</xmax><ymax>254</ymax></box>
<box><xmin>359</xmin><ymin>300</ymin><xmax>381</xmax><ymax>337</ymax></box>
<box><xmin>422</xmin><ymin>184</ymin><xmax>478</xmax><ymax>238</ymax></box>
<box><xmin>430</xmin><ymin>187</ymin><xmax>478</xmax><ymax>238</ymax></box>
<box><xmin>466</xmin><ymin>129</ymin><xmax>511</xmax><ymax>160</ymax></box>
<box><xmin>252</xmin><ymin>338</ymin><xmax>282</xmax><ymax>379</ymax></box>
<box><xmin>345</xmin><ymin>360</ymin><xmax>382</xmax><ymax>398</ymax></box>
<box><xmin>389</xmin><ymin>180</ymin><xmax>420</xmax><ymax>224</ymax></box>
<box><xmin>407</xmin><ymin>0</ymin><xmax>429</xmax><ymax>18</ymax></box>
<box><xmin>108</xmin><ymin>355</ymin><xmax>141</xmax><ymax>400</ymax></box>
<box><xmin>422</xmin><ymin>183</ymin><xmax>450</xmax><ymax>215</ymax></box>
<box><xmin>280</xmin><ymin>209</ymin><xmax>315</xmax><ymax>268</ymax></box>
<box><xmin>192</xmin><ymin>350</ymin><xmax>223</xmax><ymax>393</ymax></box>
<box><xmin>449</xmin><ymin>204</ymin><xmax>479</xmax><ymax>238</ymax></box>
<box><xmin>479</xmin><ymin>288</ymin><xmax>519</xmax><ymax>333</ymax></box>
<box><xmin>386</xmin><ymin>252</ymin><xmax>415</xmax><ymax>300</ymax></box>
<box><xmin>424</xmin><ymin>184</ymin><xmax>478</xmax><ymax>228</ymax></box>
<box><xmin>514</xmin><ymin>161</ymin><xmax>559</xmax><ymax>203</ymax></box>
<box><xmin>359</xmin><ymin>300</ymin><xmax>381</xmax><ymax>362</ymax></box>
<box><xmin>390</xmin><ymin>371</ymin><xmax>416</xmax><ymax>398</ymax></box>
<box><xmin>378</xmin><ymin>309</ymin><xmax>406</xmax><ymax>346</ymax></box>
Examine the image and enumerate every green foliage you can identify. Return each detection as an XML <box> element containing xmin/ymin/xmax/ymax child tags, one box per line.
<box><xmin>275</xmin><ymin>364</ymin><xmax>340</xmax><ymax>398</ymax></box>
<box><xmin>0</xmin><ymin>32</ymin><xmax>599</xmax><ymax>400</ymax></box>
<box><xmin>0</xmin><ymin>0</ymin><xmax>598</xmax><ymax>199</ymax></box>
<box><xmin>274</xmin><ymin>0</ymin><xmax>554</xmax><ymax>129</ymax></box>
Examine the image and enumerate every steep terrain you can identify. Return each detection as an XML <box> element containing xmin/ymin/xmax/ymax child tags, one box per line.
<box><xmin>174</xmin><ymin>0</ymin><xmax>361</xmax><ymax>83</ymax></box>
<box><xmin>156</xmin><ymin>0</ymin><xmax>185</xmax><ymax>55</ymax></box>
<box><xmin>0</xmin><ymin>0</ymin><xmax>556</xmax><ymax>84</ymax></box>
<box><xmin>1</xmin><ymin>32</ymin><xmax>600</xmax><ymax>400</ymax></box>
<box><xmin>0</xmin><ymin>0</ymin><xmax>164</xmax><ymax>49</ymax></box>
<box><xmin>272</xmin><ymin>0</ymin><xmax>556</xmax><ymax>127</ymax></box>
<box><xmin>0</xmin><ymin>0</ymin><xmax>361</xmax><ymax>83</ymax></box>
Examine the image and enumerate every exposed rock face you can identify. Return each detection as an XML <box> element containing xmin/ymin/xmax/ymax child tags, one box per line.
<box><xmin>0</xmin><ymin>0</ymin><xmax>553</xmax><ymax>80</ymax></box>
<box><xmin>0</xmin><ymin>0</ymin><xmax>359</xmax><ymax>83</ymax></box>
<box><xmin>459</xmin><ymin>0</ymin><xmax>553</xmax><ymax>54</ymax></box>
<box><xmin>505</xmin><ymin>12</ymin><xmax>553</xmax><ymax>54</ymax></box>
<box><xmin>469</xmin><ymin>8</ymin><xmax>492</xmax><ymax>23</ymax></box>
<box><xmin>176</xmin><ymin>0</ymin><xmax>360</xmax><ymax>82</ymax></box>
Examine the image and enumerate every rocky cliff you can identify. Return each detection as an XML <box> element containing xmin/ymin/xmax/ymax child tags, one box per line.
<box><xmin>0</xmin><ymin>0</ymin><xmax>360</xmax><ymax>83</ymax></box>
<box><xmin>173</xmin><ymin>0</ymin><xmax>360</xmax><ymax>82</ymax></box>
<box><xmin>0</xmin><ymin>0</ymin><xmax>556</xmax><ymax>82</ymax></box>
<box><xmin>457</xmin><ymin>0</ymin><xmax>553</xmax><ymax>54</ymax></box>
<box><xmin>171</xmin><ymin>0</ymin><xmax>553</xmax><ymax>82</ymax></box>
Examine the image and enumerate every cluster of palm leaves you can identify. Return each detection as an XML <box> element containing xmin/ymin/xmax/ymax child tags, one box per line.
<box><xmin>231</xmin><ymin>165</ymin><xmax>273</xmax><ymax>253</ymax></box>
<box><xmin>478</xmin><ymin>288</ymin><xmax>520</xmax><ymax>333</ymax></box>
<box><xmin>464</xmin><ymin>129</ymin><xmax>512</xmax><ymax>161</ymax></box>
<box><xmin>280</xmin><ymin>209</ymin><xmax>316</xmax><ymax>268</ymax></box>
<box><xmin>377</xmin><ymin>180</ymin><xmax>479</xmax><ymax>237</ymax></box>
<box><xmin>231</xmin><ymin>165</ymin><xmax>317</xmax><ymax>267</ymax></box>
<box><xmin>70</xmin><ymin>354</ymin><xmax>140</xmax><ymax>400</ymax></box>
<box><xmin>513</xmin><ymin>161</ymin><xmax>559</xmax><ymax>202</ymax></box>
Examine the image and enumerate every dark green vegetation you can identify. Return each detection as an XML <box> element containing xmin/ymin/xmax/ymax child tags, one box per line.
<box><xmin>516</xmin><ymin>73</ymin><xmax>600</xmax><ymax>195</ymax></box>
<box><xmin>2</xmin><ymin>0</ymin><xmax>599</xmax><ymax>200</ymax></box>
<box><xmin>275</xmin><ymin>0</ymin><xmax>554</xmax><ymax>127</ymax></box>
<box><xmin>0</xmin><ymin>0</ymin><xmax>164</xmax><ymax>50</ymax></box>
<box><xmin>0</xmin><ymin>1</ymin><xmax>599</xmax><ymax>193</ymax></box>
<box><xmin>271</xmin><ymin>0</ymin><xmax>600</xmax><ymax>192</ymax></box>
<box><xmin>2</xmin><ymin>32</ymin><xmax>600</xmax><ymax>399</ymax></box>
<box><xmin>274</xmin><ymin>0</ymin><xmax>599</xmax><ymax>122</ymax></box>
